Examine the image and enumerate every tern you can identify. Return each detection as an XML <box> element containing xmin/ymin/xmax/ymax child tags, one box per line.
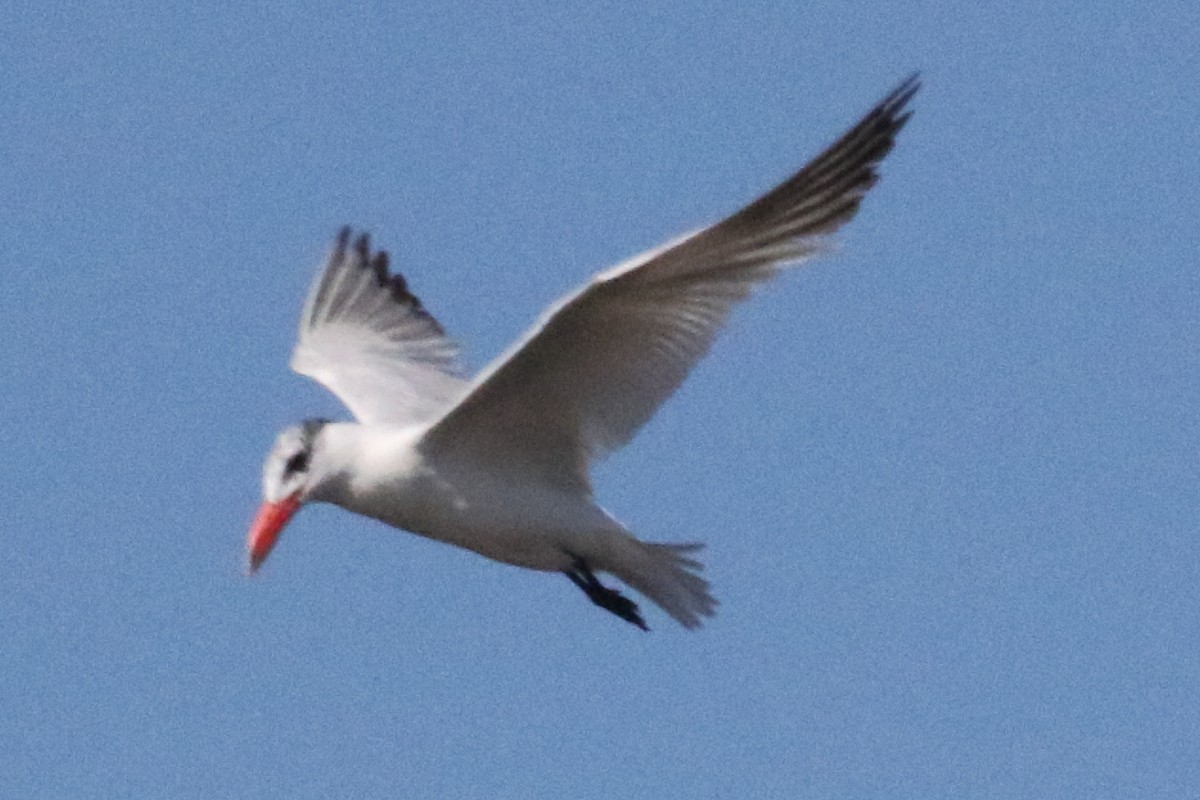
<box><xmin>248</xmin><ymin>76</ymin><xmax>918</xmax><ymax>630</ymax></box>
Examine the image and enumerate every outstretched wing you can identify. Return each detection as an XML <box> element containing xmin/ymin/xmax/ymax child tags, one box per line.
<box><xmin>291</xmin><ymin>228</ymin><xmax>467</xmax><ymax>425</ymax></box>
<box><xmin>421</xmin><ymin>76</ymin><xmax>918</xmax><ymax>488</ymax></box>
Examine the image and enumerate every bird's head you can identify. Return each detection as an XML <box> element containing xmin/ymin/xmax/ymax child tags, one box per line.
<box><xmin>246</xmin><ymin>418</ymin><xmax>329</xmax><ymax>574</ymax></box>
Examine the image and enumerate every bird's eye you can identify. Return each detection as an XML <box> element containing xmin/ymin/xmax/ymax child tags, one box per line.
<box><xmin>285</xmin><ymin>452</ymin><xmax>309</xmax><ymax>474</ymax></box>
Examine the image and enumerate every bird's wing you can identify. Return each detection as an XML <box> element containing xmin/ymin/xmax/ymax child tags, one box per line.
<box><xmin>422</xmin><ymin>77</ymin><xmax>918</xmax><ymax>488</ymax></box>
<box><xmin>291</xmin><ymin>228</ymin><xmax>468</xmax><ymax>426</ymax></box>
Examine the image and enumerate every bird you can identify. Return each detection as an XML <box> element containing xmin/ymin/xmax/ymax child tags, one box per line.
<box><xmin>248</xmin><ymin>76</ymin><xmax>918</xmax><ymax>631</ymax></box>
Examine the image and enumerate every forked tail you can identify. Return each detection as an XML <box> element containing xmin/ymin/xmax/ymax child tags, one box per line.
<box><xmin>618</xmin><ymin>541</ymin><xmax>718</xmax><ymax>629</ymax></box>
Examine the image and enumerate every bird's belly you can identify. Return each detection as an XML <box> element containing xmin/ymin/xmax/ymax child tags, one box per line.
<box><xmin>349</xmin><ymin>469</ymin><xmax>603</xmax><ymax>572</ymax></box>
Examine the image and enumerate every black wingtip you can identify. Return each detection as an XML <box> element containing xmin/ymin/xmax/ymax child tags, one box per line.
<box><xmin>845</xmin><ymin>73</ymin><xmax>920</xmax><ymax>169</ymax></box>
<box><xmin>371</xmin><ymin>250</ymin><xmax>389</xmax><ymax>283</ymax></box>
<box><xmin>353</xmin><ymin>231</ymin><xmax>371</xmax><ymax>263</ymax></box>
<box><xmin>331</xmin><ymin>226</ymin><xmax>351</xmax><ymax>262</ymax></box>
<box><xmin>328</xmin><ymin>226</ymin><xmax>448</xmax><ymax>336</ymax></box>
<box><xmin>883</xmin><ymin>73</ymin><xmax>921</xmax><ymax>122</ymax></box>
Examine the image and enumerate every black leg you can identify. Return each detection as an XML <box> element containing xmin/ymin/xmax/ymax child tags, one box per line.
<box><xmin>565</xmin><ymin>557</ymin><xmax>648</xmax><ymax>631</ymax></box>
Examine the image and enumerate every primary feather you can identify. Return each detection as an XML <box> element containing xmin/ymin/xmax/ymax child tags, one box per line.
<box><xmin>422</xmin><ymin>75</ymin><xmax>919</xmax><ymax>489</ymax></box>
<box><xmin>290</xmin><ymin>229</ymin><xmax>467</xmax><ymax>426</ymax></box>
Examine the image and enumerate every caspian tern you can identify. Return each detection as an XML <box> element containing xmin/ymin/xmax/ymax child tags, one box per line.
<box><xmin>248</xmin><ymin>76</ymin><xmax>918</xmax><ymax>630</ymax></box>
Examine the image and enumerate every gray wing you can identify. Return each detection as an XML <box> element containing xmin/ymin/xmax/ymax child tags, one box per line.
<box><xmin>421</xmin><ymin>76</ymin><xmax>918</xmax><ymax>488</ymax></box>
<box><xmin>291</xmin><ymin>229</ymin><xmax>467</xmax><ymax>425</ymax></box>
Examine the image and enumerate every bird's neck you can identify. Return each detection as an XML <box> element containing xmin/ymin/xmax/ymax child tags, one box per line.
<box><xmin>308</xmin><ymin>422</ymin><xmax>425</xmax><ymax>507</ymax></box>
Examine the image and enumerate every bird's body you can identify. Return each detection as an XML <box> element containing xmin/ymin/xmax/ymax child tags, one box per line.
<box><xmin>273</xmin><ymin>418</ymin><xmax>716</xmax><ymax>627</ymax></box>
<box><xmin>249</xmin><ymin>76</ymin><xmax>918</xmax><ymax>630</ymax></box>
<box><xmin>316</xmin><ymin>422</ymin><xmax>613</xmax><ymax>572</ymax></box>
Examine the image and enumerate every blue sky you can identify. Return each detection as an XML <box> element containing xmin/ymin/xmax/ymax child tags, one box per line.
<box><xmin>4</xmin><ymin>2</ymin><xmax>1198</xmax><ymax>797</ymax></box>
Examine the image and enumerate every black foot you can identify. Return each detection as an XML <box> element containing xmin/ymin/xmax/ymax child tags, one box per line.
<box><xmin>565</xmin><ymin>557</ymin><xmax>648</xmax><ymax>631</ymax></box>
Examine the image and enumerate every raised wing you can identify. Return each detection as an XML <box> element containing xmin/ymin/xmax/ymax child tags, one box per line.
<box><xmin>291</xmin><ymin>228</ymin><xmax>467</xmax><ymax>425</ymax></box>
<box><xmin>421</xmin><ymin>76</ymin><xmax>918</xmax><ymax>488</ymax></box>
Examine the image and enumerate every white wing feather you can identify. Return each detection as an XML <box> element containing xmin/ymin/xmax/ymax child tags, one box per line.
<box><xmin>291</xmin><ymin>229</ymin><xmax>467</xmax><ymax>426</ymax></box>
<box><xmin>421</xmin><ymin>76</ymin><xmax>919</xmax><ymax>489</ymax></box>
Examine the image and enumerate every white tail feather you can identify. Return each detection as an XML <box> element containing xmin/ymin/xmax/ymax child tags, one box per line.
<box><xmin>618</xmin><ymin>541</ymin><xmax>718</xmax><ymax>629</ymax></box>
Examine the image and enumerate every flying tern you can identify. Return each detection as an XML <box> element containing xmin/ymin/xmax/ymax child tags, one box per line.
<box><xmin>248</xmin><ymin>76</ymin><xmax>918</xmax><ymax>630</ymax></box>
